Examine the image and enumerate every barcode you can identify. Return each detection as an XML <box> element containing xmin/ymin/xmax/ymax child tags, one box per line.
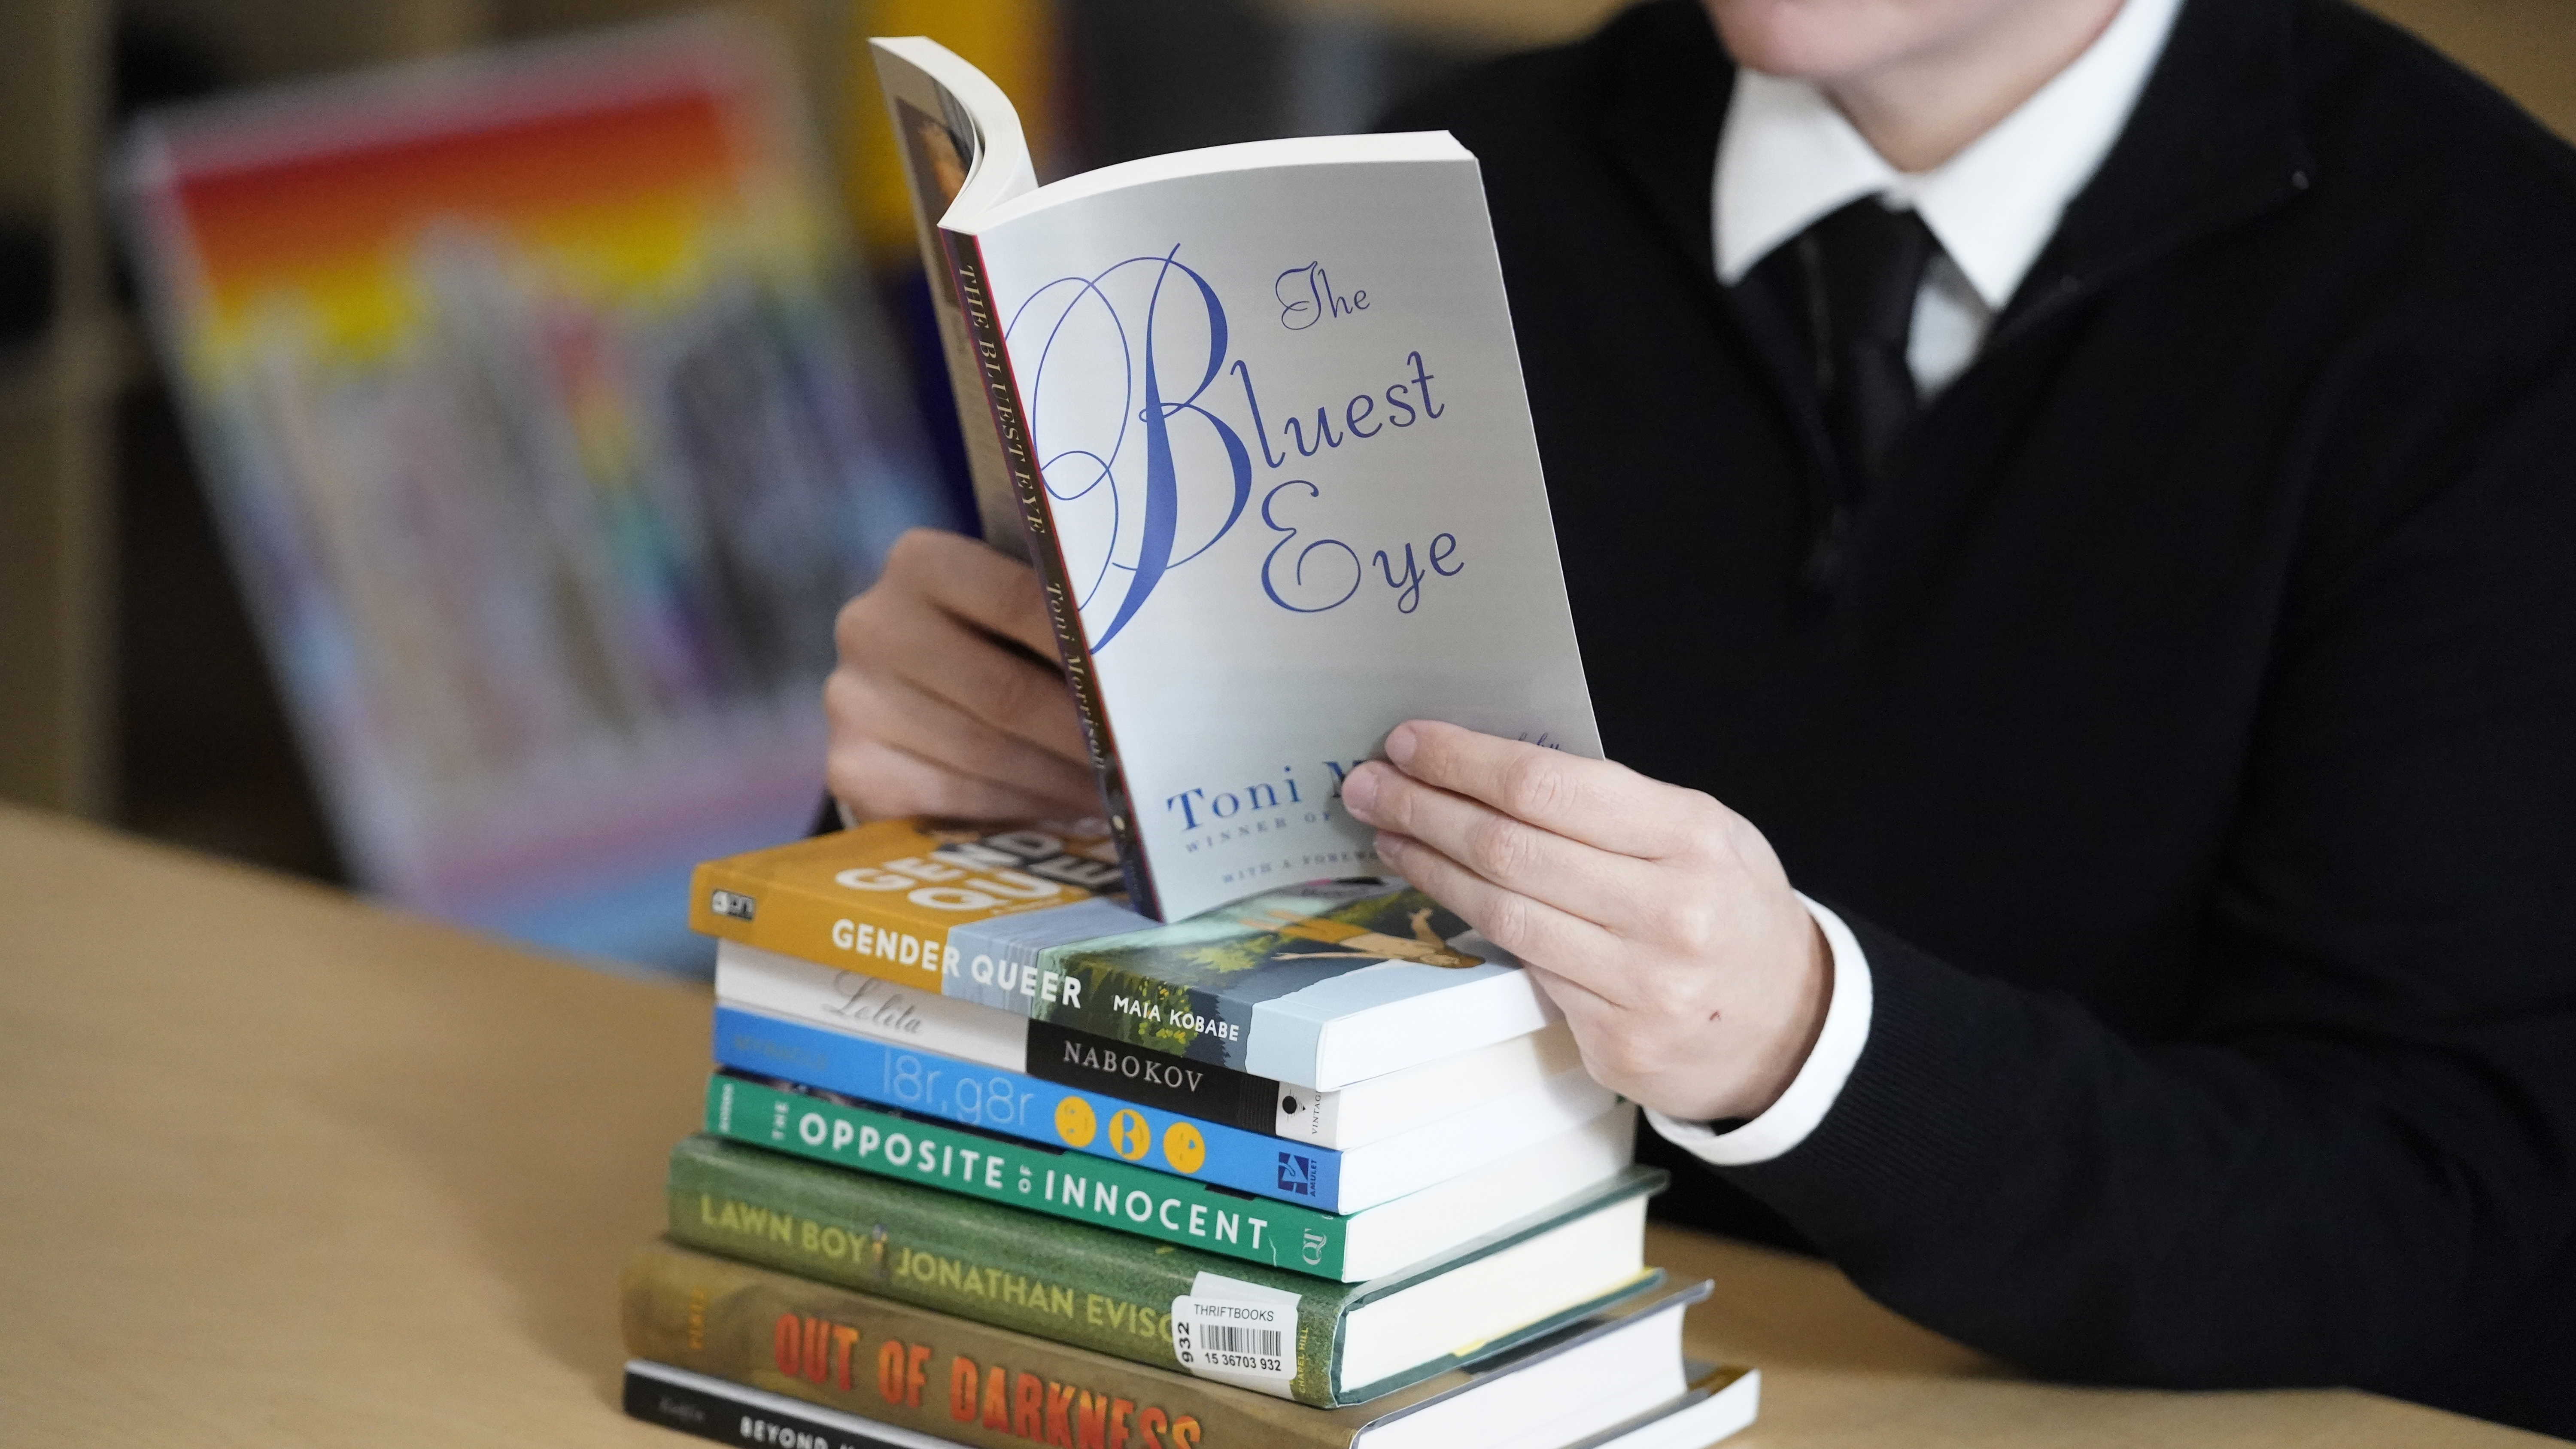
<box><xmin>1202</xmin><ymin>1324</ymin><xmax>1283</xmax><ymax>1360</ymax></box>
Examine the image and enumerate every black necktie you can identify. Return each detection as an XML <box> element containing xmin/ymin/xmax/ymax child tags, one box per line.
<box><xmin>1803</xmin><ymin>198</ymin><xmax>1937</xmax><ymax>503</ymax></box>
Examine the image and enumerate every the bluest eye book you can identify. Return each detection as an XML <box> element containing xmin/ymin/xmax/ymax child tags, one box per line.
<box><xmin>690</xmin><ymin>822</ymin><xmax>1561</xmax><ymax>1091</ymax></box>
<box><xmin>869</xmin><ymin>37</ymin><xmax>1601</xmax><ymax>923</ymax></box>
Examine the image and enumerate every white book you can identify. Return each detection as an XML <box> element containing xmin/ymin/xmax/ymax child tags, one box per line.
<box><xmin>872</xmin><ymin>38</ymin><xmax>1601</xmax><ymax>922</ymax></box>
<box><xmin>714</xmin><ymin>936</ymin><xmax>1593</xmax><ymax>1148</ymax></box>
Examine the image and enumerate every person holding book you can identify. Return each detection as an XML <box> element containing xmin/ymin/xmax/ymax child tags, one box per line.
<box><xmin>823</xmin><ymin>0</ymin><xmax>2576</xmax><ymax>1436</ymax></box>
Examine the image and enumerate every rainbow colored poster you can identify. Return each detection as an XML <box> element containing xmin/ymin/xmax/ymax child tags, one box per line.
<box><xmin>120</xmin><ymin>18</ymin><xmax>949</xmax><ymax>966</ymax></box>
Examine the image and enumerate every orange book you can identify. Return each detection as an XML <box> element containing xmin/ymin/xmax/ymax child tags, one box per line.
<box><xmin>690</xmin><ymin>820</ymin><xmax>1124</xmax><ymax>989</ymax></box>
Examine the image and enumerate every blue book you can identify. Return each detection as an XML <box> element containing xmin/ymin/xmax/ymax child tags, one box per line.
<box><xmin>711</xmin><ymin>1006</ymin><xmax>1623</xmax><ymax>1215</ymax></box>
<box><xmin>714</xmin><ymin>1005</ymin><xmax>1346</xmax><ymax>1209</ymax></box>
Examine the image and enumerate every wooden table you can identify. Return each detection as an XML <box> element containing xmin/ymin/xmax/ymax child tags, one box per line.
<box><xmin>0</xmin><ymin>805</ymin><xmax>2552</xmax><ymax>1446</ymax></box>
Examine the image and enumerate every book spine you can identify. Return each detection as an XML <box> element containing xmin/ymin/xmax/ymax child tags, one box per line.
<box><xmin>625</xmin><ymin>1239</ymin><xmax>1346</xmax><ymax>1446</ymax></box>
<box><xmin>708</xmin><ymin>1075</ymin><xmax>1350</xmax><ymax>1278</ymax></box>
<box><xmin>714</xmin><ymin>1007</ymin><xmax>1345</xmax><ymax>1210</ymax></box>
<box><xmin>623</xmin><ymin>1366</ymin><xmax>912</xmax><ymax>1449</ymax></box>
<box><xmin>722</xmin><ymin>949</ymin><xmax>1282</xmax><ymax>1135</ymax></box>
<box><xmin>939</xmin><ymin>228</ymin><xmax>1157</xmax><ymax>919</ymax></box>
<box><xmin>690</xmin><ymin>858</ymin><xmax>1079</xmax><ymax>992</ymax></box>
<box><xmin>663</xmin><ymin>1135</ymin><xmax>1343</xmax><ymax>1406</ymax></box>
<box><xmin>1023</xmin><ymin>963</ymin><xmax>1251</xmax><ymax>1076</ymax></box>
<box><xmin>719</xmin><ymin>950</ymin><xmax>1028</xmax><ymax>1075</ymax></box>
<box><xmin>1023</xmin><ymin>1020</ymin><xmax>1281</xmax><ymax>1135</ymax></box>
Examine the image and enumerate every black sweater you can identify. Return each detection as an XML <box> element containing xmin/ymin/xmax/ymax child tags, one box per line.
<box><xmin>1387</xmin><ymin>0</ymin><xmax>2576</xmax><ymax>1435</ymax></box>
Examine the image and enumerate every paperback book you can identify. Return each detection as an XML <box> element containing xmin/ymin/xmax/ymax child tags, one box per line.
<box><xmin>717</xmin><ymin>938</ymin><xmax>1589</xmax><ymax>1151</ymax></box>
<box><xmin>622</xmin><ymin>1239</ymin><xmax>1746</xmax><ymax>1447</ymax></box>
<box><xmin>706</xmin><ymin>1071</ymin><xmax>1633</xmax><ymax>1282</ymax></box>
<box><xmin>711</xmin><ymin>1006</ymin><xmax>1620</xmax><ymax>1212</ymax></box>
<box><xmin>870</xmin><ymin>38</ymin><xmax>1601</xmax><ymax>922</ymax></box>
<box><xmin>624</xmin><ymin>1355</ymin><xmax>1756</xmax><ymax>1449</ymax></box>
<box><xmin>663</xmin><ymin>1133</ymin><xmax>1661</xmax><ymax>1406</ymax></box>
<box><xmin>693</xmin><ymin>823</ymin><xmax>1558</xmax><ymax>1090</ymax></box>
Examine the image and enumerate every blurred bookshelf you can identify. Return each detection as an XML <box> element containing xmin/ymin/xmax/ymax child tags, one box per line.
<box><xmin>1</xmin><ymin>0</ymin><xmax>2569</xmax><ymax>907</ymax></box>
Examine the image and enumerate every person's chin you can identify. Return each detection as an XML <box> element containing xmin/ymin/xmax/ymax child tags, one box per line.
<box><xmin>1700</xmin><ymin>0</ymin><xmax>1915</xmax><ymax>82</ymax></box>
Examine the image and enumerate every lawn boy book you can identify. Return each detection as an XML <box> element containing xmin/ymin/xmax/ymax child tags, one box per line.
<box><xmin>691</xmin><ymin>822</ymin><xmax>1560</xmax><ymax>1091</ymax></box>
<box><xmin>626</xmin><ymin>1358</ymin><xmax>1759</xmax><ymax>1449</ymax></box>
<box><xmin>719</xmin><ymin>937</ymin><xmax>1590</xmax><ymax>1151</ymax></box>
<box><xmin>711</xmin><ymin>1005</ymin><xmax>1623</xmax><ymax>1213</ymax></box>
<box><xmin>665</xmin><ymin>1133</ymin><xmax>1661</xmax><ymax>1406</ymax></box>
<box><xmin>624</xmin><ymin>1239</ymin><xmax>1744</xmax><ymax>1448</ymax></box>
<box><xmin>870</xmin><ymin>38</ymin><xmax>1601</xmax><ymax>923</ymax></box>
<box><xmin>705</xmin><ymin>1072</ymin><xmax>1635</xmax><ymax>1282</ymax></box>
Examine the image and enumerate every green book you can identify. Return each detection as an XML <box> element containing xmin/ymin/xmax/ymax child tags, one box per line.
<box><xmin>704</xmin><ymin>1071</ymin><xmax>1641</xmax><ymax>1283</ymax></box>
<box><xmin>665</xmin><ymin>1134</ymin><xmax>1664</xmax><ymax>1407</ymax></box>
<box><xmin>621</xmin><ymin>1237</ymin><xmax>1741</xmax><ymax>1449</ymax></box>
<box><xmin>708</xmin><ymin>1072</ymin><xmax>1350</xmax><ymax>1277</ymax></box>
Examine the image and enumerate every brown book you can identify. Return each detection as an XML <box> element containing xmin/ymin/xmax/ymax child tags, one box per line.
<box><xmin>623</xmin><ymin>1239</ymin><xmax>1726</xmax><ymax>1449</ymax></box>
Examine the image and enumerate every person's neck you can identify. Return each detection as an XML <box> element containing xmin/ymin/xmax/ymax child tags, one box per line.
<box><xmin>1821</xmin><ymin>0</ymin><xmax>2126</xmax><ymax>174</ymax></box>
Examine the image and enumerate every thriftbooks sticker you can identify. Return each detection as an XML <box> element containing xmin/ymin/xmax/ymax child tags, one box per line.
<box><xmin>1170</xmin><ymin>1272</ymin><xmax>1299</xmax><ymax>1397</ymax></box>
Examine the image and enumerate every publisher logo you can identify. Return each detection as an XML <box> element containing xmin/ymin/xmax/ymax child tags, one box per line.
<box><xmin>1275</xmin><ymin>1151</ymin><xmax>1317</xmax><ymax>1197</ymax></box>
<box><xmin>708</xmin><ymin>889</ymin><xmax>756</xmax><ymax>922</ymax></box>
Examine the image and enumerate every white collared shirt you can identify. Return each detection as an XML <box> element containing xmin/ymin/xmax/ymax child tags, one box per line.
<box><xmin>1648</xmin><ymin>0</ymin><xmax>2183</xmax><ymax>1169</ymax></box>
<box><xmin>1712</xmin><ymin>0</ymin><xmax>2184</xmax><ymax>394</ymax></box>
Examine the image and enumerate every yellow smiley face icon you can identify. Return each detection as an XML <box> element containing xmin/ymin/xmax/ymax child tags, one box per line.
<box><xmin>1162</xmin><ymin>1121</ymin><xmax>1206</xmax><ymax>1175</ymax></box>
<box><xmin>1108</xmin><ymin>1108</ymin><xmax>1151</xmax><ymax>1161</ymax></box>
<box><xmin>1054</xmin><ymin>1096</ymin><xmax>1098</xmax><ymax>1148</ymax></box>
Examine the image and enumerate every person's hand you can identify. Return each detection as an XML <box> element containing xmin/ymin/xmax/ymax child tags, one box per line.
<box><xmin>1340</xmin><ymin>721</ymin><xmax>1830</xmax><ymax>1123</ymax></box>
<box><xmin>824</xmin><ymin>529</ymin><xmax>1101</xmax><ymax>822</ymax></box>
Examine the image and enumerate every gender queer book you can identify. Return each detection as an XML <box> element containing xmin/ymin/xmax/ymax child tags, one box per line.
<box><xmin>665</xmin><ymin>1134</ymin><xmax>1661</xmax><ymax>1405</ymax></box>
<box><xmin>871</xmin><ymin>39</ymin><xmax>1601</xmax><ymax>922</ymax></box>
<box><xmin>690</xmin><ymin>822</ymin><xmax>1559</xmax><ymax>1090</ymax></box>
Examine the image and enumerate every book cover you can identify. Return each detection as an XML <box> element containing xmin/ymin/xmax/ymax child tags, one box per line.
<box><xmin>704</xmin><ymin>1072</ymin><xmax>1357</xmax><ymax>1278</ymax></box>
<box><xmin>116</xmin><ymin>17</ymin><xmax>948</xmax><ymax>968</ymax></box>
<box><xmin>717</xmin><ymin>939</ymin><xmax>1285</xmax><ymax>1136</ymax></box>
<box><xmin>694</xmin><ymin>824</ymin><xmax>1556</xmax><ymax>1091</ymax></box>
<box><xmin>623</xmin><ymin>1357</ymin><xmax>1757</xmax><ymax>1449</ymax></box>
<box><xmin>623</xmin><ymin>1240</ymin><xmax>1721</xmax><ymax>1446</ymax></box>
<box><xmin>874</xmin><ymin>38</ymin><xmax>1600</xmax><ymax>923</ymax></box>
<box><xmin>691</xmin><ymin>822</ymin><xmax>1128</xmax><ymax>986</ymax></box>
<box><xmin>711</xmin><ymin>1006</ymin><xmax>1345</xmax><ymax>1209</ymax></box>
<box><xmin>997</xmin><ymin>881</ymin><xmax>1551</xmax><ymax>1090</ymax></box>
<box><xmin>662</xmin><ymin>1134</ymin><xmax>1662</xmax><ymax>1406</ymax></box>
<box><xmin>705</xmin><ymin>1072</ymin><xmax>1639</xmax><ymax>1283</ymax></box>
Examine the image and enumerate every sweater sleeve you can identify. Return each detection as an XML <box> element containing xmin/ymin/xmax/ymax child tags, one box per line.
<box><xmin>1709</xmin><ymin>357</ymin><xmax>2576</xmax><ymax>1401</ymax></box>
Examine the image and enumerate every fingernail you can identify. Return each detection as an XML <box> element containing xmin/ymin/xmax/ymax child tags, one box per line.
<box><xmin>1374</xmin><ymin>831</ymin><xmax>1407</xmax><ymax>861</ymax></box>
<box><xmin>1384</xmin><ymin>723</ymin><xmax>1419</xmax><ymax>767</ymax></box>
<box><xmin>1342</xmin><ymin>762</ymin><xmax>1381</xmax><ymax>815</ymax></box>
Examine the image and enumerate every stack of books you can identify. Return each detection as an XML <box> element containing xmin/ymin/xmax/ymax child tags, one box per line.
<box><xmin>617</xmin><ymin>817</ymin><xmax>1760</xmax><ymax>1449</ymax></box>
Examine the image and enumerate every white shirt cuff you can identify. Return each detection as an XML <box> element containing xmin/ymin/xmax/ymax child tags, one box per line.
<box><xmin>1645</xmin><ymin>892</ymin><xmax>1874</xmax><ymax>1166</ymax></box>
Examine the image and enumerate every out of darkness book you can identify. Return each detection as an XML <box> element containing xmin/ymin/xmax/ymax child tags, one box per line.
<box><xmin>623</xmin><ymin>1239</ymin><xmax>1727</xmax><ymax>1448</ymax></box>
